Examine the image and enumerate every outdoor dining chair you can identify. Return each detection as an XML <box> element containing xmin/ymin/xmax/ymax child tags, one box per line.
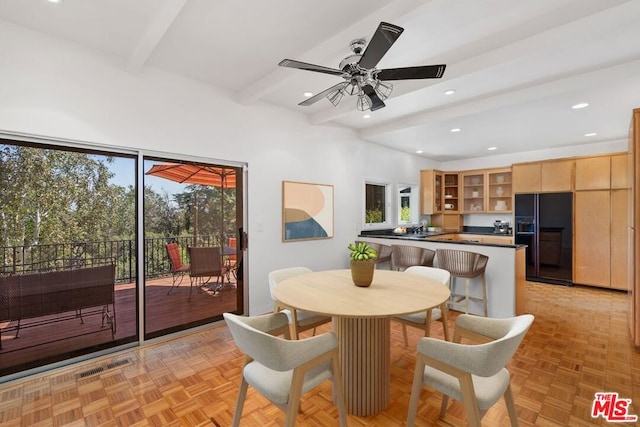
<box><xmin>165</xmin><ymin>242</ymin><xmax>190</xmax><ymax>295</ymax></box>
<box><xmin>187</xmin><ymin>246</ymin><xmax>226</xmax><ymax>300</ymax></box>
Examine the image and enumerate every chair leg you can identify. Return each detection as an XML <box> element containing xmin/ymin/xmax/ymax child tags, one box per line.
<box><xmin>424</xmin><ymin>309</ymin><xmax>432</xmax><ymax>338</ymax></box>
<box><xmin>232</xmin><ymin>377</ymin><xmax>249</xmax><ymax>427</ymax></box>
<box><xmin>289</xmin><ymin>310</ymin><xmax>300</xmax><ymax>340</ymax></box>
<box><xmin>464</xmin><ymin>278</ymin><xmax>471</xmax><ymax>314</ymax></box>
<box><xmin>481</xmin><ymin>274</ymin><xmax>488</xmax><ymax>317</ymax></box>
<box><xmin>504</xmin><ymin>384</ymin><xmax>519</xmax><ymax>427</ymax></box>
<box><xmin>440</xmin><ymin>303</ymin><xmax>450</xmax><ymax>341</ymax></box>
<box><xmin>402</xmin><ymin>323</ymin><xmax>409</xmax><ymax>346</ymax></box>
<box><xmin>459</xmin><ymin>374</ymin><xmax>482</xmax><ymax>427</ymax></box>
<box><xmin>439</xmin><ymin>395</ymin><xmax>449</xmax><ymax>419</ymax></box>
<box><xmin>406</xmin><ymin>355</ymin><xmax>426</xmax><ymax>426</ymax></box>
<box><xmin>285</xmin><ymin>370</ymin><xmax>305</xmax><ymax>427</ymax></box>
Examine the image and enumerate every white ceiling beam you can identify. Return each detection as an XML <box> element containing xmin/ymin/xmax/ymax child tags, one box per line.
<box><xmin>235</xmin><ymin>0</ymin><xmax>430</xmax><ymax>105</ymax></box>
<box><xmin>126</xmin><ymin>0</ymin><xmax>188</xmax><ymax>74</ymax></box>
<box><xmin>359</xmin><ymin>58</ymin><xmax>640</xmax><ymax>139</ymax></box>
<box><xmin>310</xmin><ymin>0</ymin><xmax>639</xmax><ymax>125</ymax></box>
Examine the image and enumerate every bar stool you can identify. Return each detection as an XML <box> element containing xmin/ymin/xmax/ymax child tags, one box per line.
<box><xmin>391</xmin><ymin>244</ymin><xmax>435</xmax><ymax>271</ymax></box>
<box><xmin>435</xmin><ymin>249</ymin><xmax>489</xmax><ymax>316</ymax></box>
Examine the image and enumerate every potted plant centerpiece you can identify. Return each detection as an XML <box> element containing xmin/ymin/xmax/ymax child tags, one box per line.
<box><xmin>348</xmin><ymin>242</ymin><xmax>378</xmax><ymax>287</ymax></box>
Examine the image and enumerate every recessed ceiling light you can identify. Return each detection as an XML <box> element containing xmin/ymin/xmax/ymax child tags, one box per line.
<box><xmin>48</xmin><ymin>0</ymin><xmax>63</xmax><ymax>3</ymax></box>
<box><xmin>584</xmin><ymin>132</ymin><xmax>597</xmax><ymax>137</ymax></box>
<box><xmin>450</xmin><ymin>128</ymin><xmax>462</xmax><ymax>133</ymax></box>
<box><xmin>572</xmin><ymin>102</ymin><xmax>589</xmax><ymax>109</ymax></box>
<box><xmin>303</xmin><ymin>92</ymin><xmax>313</xmax><ymax>98</ymax></box>
<box><xmin>488</xmin><ymin>147</ymin><xmax>497</xmax><ymax>151</ymax></box>
<box><xmin>363</xmin><ymin>114</ymin><xmax>371</xmax><ymax>119</ymax></box>
<box><xmin>444</xmin><ymin>90</ymin><xmax>456</xmax><ymax>95</ymax></box>
<box><xmin>415</xmin><ymin>150</ymin><xmax>424</xmax><ymax>154</ymax></box>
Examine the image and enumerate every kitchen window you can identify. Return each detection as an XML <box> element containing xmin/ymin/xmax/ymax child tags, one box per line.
<box><xmin>364</xmin><ymin>181</ymin><xmax>390</xmax><ymax>226</ymax></box>
<box><xmin>397</xmin><ymin>184</ymin><xmax>418</xmax><ymax>225</ymax></box>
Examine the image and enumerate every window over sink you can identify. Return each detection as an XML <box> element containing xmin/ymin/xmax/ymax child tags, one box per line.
<box><xmin>398</xmin><ymin>184</ymin><xmax>419</xmax><ymax>225</ymax></box>
<box><xmin>364</xmin><ymin>181</ymin><xmax>389</xmax><ymax>226</ymax></box>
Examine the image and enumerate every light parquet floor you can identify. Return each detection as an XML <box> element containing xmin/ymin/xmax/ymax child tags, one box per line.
<box><xmin>1</xmin><ymin>281</ymin><xmax>639</xmax><ymax>426</ymax></box>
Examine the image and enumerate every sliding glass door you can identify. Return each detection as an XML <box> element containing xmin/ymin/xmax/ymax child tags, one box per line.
<box><xmin>0</xmin><ymin>139</ymin><xmax>138</xmax><ymax>377</ymax></box>
<box><xmin>142</xmin><ymin>157</ymin><xmax>243</xmax><ymax>339</ymax></box>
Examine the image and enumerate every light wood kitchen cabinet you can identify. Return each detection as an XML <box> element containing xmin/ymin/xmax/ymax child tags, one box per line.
<box><xmin>541</xmin><ymin>159</ymin><xmax>573</xmax><ymax>192</ymax></box>
<box><xmin>575</xmin><ymin>155</ymin><xmax>611</xmax><ymax>190</ymax></box>
<box><xmin>460</xmin><ymin>171</ymin><xmax>484</xmax><ymax>212</ymax></box>
<box><xmin>574</xmin><ymin>190</ymin><xmax>611</xmax><ymax>287</ymax></box>
<box><xmin>420</xmin><ymin>170</ymin><xmax>443</xmax><ymax>214</ymax></box>
<box><xmin>487</xmin><ymin>169</ymin><xmax>512</xmax><ymax>212</ymax></box>
<box><xmin>512</xmin><ymin>163</ymin><xmax>541</xmax><ymax>193</ymax></box>
<box><xmin>611</xmin><ymin>189</ymin><xmax>629</xmax><ymax>290</ymax></box>
<box><xmin>611</xmin><ymin>153</ymin><xmax>630</xmax><ymax>189</ymax></box>
<box><xmin>513</xmin><ymin>160</ymin><xmax>573</xmax><ymax>193</ymax></box>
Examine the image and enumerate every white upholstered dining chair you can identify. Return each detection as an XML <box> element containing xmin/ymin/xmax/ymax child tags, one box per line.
<box><xmin>394</xmin><ymin>266</ymin><xmax>451</xmax><ymax>344</ymax></box>
<box><xmin>406</xmin><ymin>313</ymin><xmax>534</xmax><ymax>427</ymax></box>
<box><xmin>223</xmin><ymin>312</ymin><xmax>347</xmax><ymax>427</ymax></box>
<box><xmin>268</xmin><ymin>267</ymin><xmax>331</xmax><ymax>339</ymax></box>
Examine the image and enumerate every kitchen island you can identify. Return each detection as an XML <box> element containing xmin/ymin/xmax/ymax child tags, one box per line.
<box><xmin>357</xmin><ymin>230</ymin><xmax>526</xmax><ymax>318</ymax></box>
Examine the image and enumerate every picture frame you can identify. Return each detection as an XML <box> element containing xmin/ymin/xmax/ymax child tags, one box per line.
<box><xmin>282</xmin><ymin>181</ymin><xmax>334</xmax><ymax>242</ymax></box>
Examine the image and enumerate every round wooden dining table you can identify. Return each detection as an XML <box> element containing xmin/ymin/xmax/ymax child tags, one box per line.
<box><xmin>273</xmin><ymin>268</ymin><xmax>450</xmax><ymax>416</ymax></box>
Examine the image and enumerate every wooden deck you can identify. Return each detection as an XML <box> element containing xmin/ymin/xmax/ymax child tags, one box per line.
<box><xmin>0</xmin><ymin>275</ymin><xmax>240</xmax><ymax>376</ymax></box>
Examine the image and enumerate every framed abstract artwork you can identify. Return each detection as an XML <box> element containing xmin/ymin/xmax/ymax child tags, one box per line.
<box><xmin>282</xmin><ymin>181</ymin><xmax>334</xmax><ymax>242</ymax></box>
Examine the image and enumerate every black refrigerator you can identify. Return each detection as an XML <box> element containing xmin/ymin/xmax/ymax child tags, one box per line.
<box><xmin>514</xmin><ymin>193</ymin><xmax>573</xmax><ymax>285</ymax></box>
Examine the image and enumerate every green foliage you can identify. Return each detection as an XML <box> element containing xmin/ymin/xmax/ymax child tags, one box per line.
<box><xmin>400</xmin><ymin>206</ymin><xmax>411</xmax><ymax>221</ymax></box>
<box><xmin>365</xmin><ymin>209</ymin><xmax>383</xmax><ymax>223</ymax></box>
<box><xmin>348</xmin><ymin>242</ymin><xmax>378</xmax><ymax>261</ymax></box>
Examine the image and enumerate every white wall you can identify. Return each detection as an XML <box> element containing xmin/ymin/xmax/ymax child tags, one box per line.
<box><xmin>0</xmin><ymin>21</ymin><xmax>435</xmax><ymax>316</ymax></box>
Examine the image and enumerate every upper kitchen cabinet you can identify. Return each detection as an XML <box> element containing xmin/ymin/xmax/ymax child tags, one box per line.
<box><xmin>461</xmin><ymin>172</ymin><xmax>484</xmax><ymax>212</ymax></box>
<box><xmin>575</xmin><ymin>155</ymin><xmax>611</xmax><ymax>190</ymax></box>
<box><xmin>611</xmin><ymin>153</ymin><xmax>630</xmax><ymax>189</ymax></box>
<box><xmin>443</xmin><ymin>173</ymin><xmax>460</xmax><ymax>212</ymax></box>
<box><xmin>420</xmin><ymin>170</ymin><xmax>443</xmax><ymax>214</ymax></box>
<box><xmin>488</xmin><ymin>169</ymin><xmax>512</xmax><ymax>212</ymax></box>
<box><xmin>512</xmin><ymin>163</ymin><xmax>541</xmax><ymax>193</ymax></box>
<box><xmin>512</xmin><ymin>159</ymin><xmax>573</xmax><ymax>193</ymax></box>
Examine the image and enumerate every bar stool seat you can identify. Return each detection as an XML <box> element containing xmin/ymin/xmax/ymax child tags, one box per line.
<box><xmin>435</xmin><ymin>249</ymin><xmax>489</xmax><ymax>316</ymax></box>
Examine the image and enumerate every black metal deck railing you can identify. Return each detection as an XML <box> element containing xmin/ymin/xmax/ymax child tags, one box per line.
<box><xmin>0</xmin><ymin>235</ymin><xmax>223</xmax><ymax>283</ymax></box>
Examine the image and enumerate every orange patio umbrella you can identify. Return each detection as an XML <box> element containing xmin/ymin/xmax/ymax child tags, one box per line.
<box><xmin>145</xmin><ymin>163</ymin><xmax>237</xmax><ymax>246</ymax></box>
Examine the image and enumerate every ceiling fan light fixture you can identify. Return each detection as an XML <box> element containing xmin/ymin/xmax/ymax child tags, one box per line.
<box><xmin>326</xmin><ymin>87</ymin><xmax>346</xmax><ymax>106</ymax></box>
<box><xmin>357</xmin><ymin>93</ymin><xmax>373</xmax><ymax>111</ymax></box>
<box><xmin>374</xmin><ymin>80</ymin><xmax>393</xmax><ymax>100</ymax></box>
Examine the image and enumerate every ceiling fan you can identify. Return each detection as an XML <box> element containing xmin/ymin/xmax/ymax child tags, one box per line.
<box><xmin>278</xmin><ymin>22</ymin><xmax>446</xmax><ymax>112</ymax></box>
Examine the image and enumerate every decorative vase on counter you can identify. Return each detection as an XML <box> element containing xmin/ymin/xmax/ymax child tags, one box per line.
<box><xmin>350</xmin><ymin>259</ymin><xmax>375</xmax><ymax>287</ymax></box>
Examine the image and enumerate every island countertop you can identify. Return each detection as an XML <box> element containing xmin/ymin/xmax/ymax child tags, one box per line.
<box><xmin>359</xmin><ymin>229</ymin><xmax>524</xmax><ymax>248</ymax></box>
<box><xmin>356</xmin><ymin>232</ymin><xmax>527</xmax><ymax>318</ymax></box>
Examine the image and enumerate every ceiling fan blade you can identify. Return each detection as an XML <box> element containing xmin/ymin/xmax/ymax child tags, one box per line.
<box><xmin>298</xmin><ymin>82</ymin><xmax>349</xmax><ymax>106</ymax></box>
<box><xmin>279</xmin><ymin>59</ymin><xmax>346</xmax><ymax>77</ymax></box>
<box><xmin>358</xmin><ymin>22</ymin><xmax>404</xmax><ymax>69</ymax></box>
<box><xmin>377</xmin><ymin>64</ymin><xmax>446</xmax><ymax>81</ymax></box>
<box><xmin>362</xmin><ymin>84</ymin><xmax>386</xmax><ymax>111</ymax></box>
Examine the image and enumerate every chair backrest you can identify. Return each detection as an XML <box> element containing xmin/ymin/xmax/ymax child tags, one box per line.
<box><xmin>224</xmin><ymin>312</ymin><xmax>329</xmax><ymax>372</ymax></box>
<box><xmin>355</xmin><ymin>241</ymin><xmax>392</xmax><ymax>263</ymax></box>
<box><xmin>404</xmin><ymin>266</ymin><xmax>451</xmax><ymax>287</ymax></box>
<box><xmin>188</xmin><ymin>246</ymin><xmax>223</xmax><ymax>277</ymax></box>
<box><xmin>165</xmin><ymin>243</ymin><xmax>184</xmax><ymax>272</ymax></box>
<box><xmin>391</xmin><ymin>245</ymin><xmax>435</xmax><ymax>270</ymax></box>
<box><xmin>435</xmin><ymin>249</ymin><xmax>488</xmax><ymax>278</ymax></box>
<box><xmin>268</xmin><ymin>267</ymin><xmax>313</xmax><ymax>301</ymax></box>
<box><xmin>446</xmin><ymin>314</ymin><xmax>534</xmax><ymax>377</ymax></box>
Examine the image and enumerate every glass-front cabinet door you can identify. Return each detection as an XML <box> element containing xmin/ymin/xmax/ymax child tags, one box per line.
<box><xmin>488</xmin><ymin>169</ymin><xmax>512</xmax><ymax>212</ymax></box>
<box><xmin>461</xmin><ymin>172</ymin><xmax>484</xmax><ymax>212</ymax></box>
